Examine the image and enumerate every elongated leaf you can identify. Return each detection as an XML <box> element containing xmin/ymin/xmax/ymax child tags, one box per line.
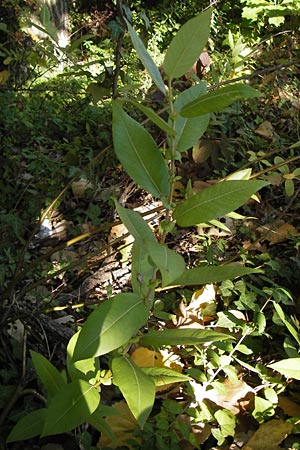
<box><xmin>66</xmin><ymin>34</ymin><xmax>94</xmax><ymax>54</ymax></box>
<box><xmin>30</xmin><ymin>350</ymin><xmax>66</xmax><ymax>398</ymax></box>
<box><xmin>42</xmin><ymin>379</ymin><xmax>100</xmax><ymax>436</ymax></box>
<box><xmin>131</xmin><ymin>242</ymin><xmax>154</xmax><ymax>297</ymax></box>
<box><xmin>164</xmin><ymin>8</ymin><xmax>212</xmax><ymax>79</ymax></box>
<box><xmin>141</xmin><ymin>329</ymin><xmax>234</xmax><ymax>347</ymax></box>
<box><xmin>173</xmin><ymin>82</ymin><xmax>210</xmax><ymax>152</ymax></box>
<box><xmin>141</xmin><ymin>367</ymin><xmax>191</xmax><ymax>386</ymax></box>
<box><xmin>173</xmin><ymin>180</ymin><xmax>268</xmax><ymax>227</ymax></box>
<box><xmin>173</xmin><ymin>264</ymin><xmax>261</xmax><ymax>286</ymax></box>
<box><xmin>125</xmin><ymin>19</ymin><xmax>166</xmax><ymax>95</ymax></box>
<box><xmin>73</xmin><ymin>293</ymin><xmax>150</xmax><ymax>361</ymax></box>
<box><xmin>115</xmin><ymin>202</ymin><xmax>155</xmax><ymax>247</ymax></box>
<box><xmin>180</xmin><ymin>84</ymin><xmax>261</xmax><ymax>118</ymax></box>
<box><xmin>268</xmin><ymin>358</ymin><xmax>300</xmax><ymax>381</ymax></box>
<box><xmin>126</xmin><ymin>100</ymin><xmax>175</xmax><ymax>135</ymax></box>
<box><xmin>146</xmin><ymin>240</ymin><xmax>185</xmax><ymax>287</ymax></box>
<box><xmin>112</xmin><ymin>101</ymin><xmax>169</xmax><ymax>198</ymax></box>
<box><xmin>88</xmin><ymin>404</ymin><xmax>119</xmax><ymax>439</ymax></box>
<box><xmin>112</xmin><ymin>356</ymin><xmax>155</xmax><ymax>428</ymax></box>
<box><xmin>6</xmin><ymin>409</ymin><xmax>46</xmax><ymax>442</ymax></box>
<box><xmin>67</xmin><ymin>331</ymin><xmax>100</xmax><ymax>382</ymax></box>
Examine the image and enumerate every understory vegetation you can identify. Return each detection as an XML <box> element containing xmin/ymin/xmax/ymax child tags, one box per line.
<box><xmin>1</xmin><ymin>1</ymin><xmax>300</xmax><ymax>449</ymax></box>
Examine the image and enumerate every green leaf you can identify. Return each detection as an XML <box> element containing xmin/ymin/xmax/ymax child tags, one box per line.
<box><xmin>88</xmin><ymin>404</ymin><xmax>119</xmax><ymax>439</ymax></box>
<box><xmin>141</xmin><ymin>367</ymin><xmax>191</xmax><ymax>386</ymax></box>
<box><xmin>30</xmin><ymin>350</ymin><xmax>66</xmax><ymax>398</ymax></box>
<box><xmin>73</xmin><ymin>293</ymin><xmax>150</xmax><ymax>361</ymax></box>
<box><xmin>173</xmin><ymin>83</ymin><xmax>210</xmax><ymax>152</ymax></box>
<box><xmin>66</xmin><ymin>34</ymin><xmax>94</xmax><ymax>54</ymax></box>
<box><xmin>112</xmin><ymin>101</ymin><xmax>169</xmax><ymax>198</ymax></box>
<box><xmin>6</xmin><ymin>409</ymin><xmax>46</xmax><ymax>442</ymax></box>
<box><xmin>126</xmin><ymin>100</ymin><xmax>175</xmax><ymax>135</ymax></box>
<box><xmin>115</xmin><ymin>202</ymin><xmax>155</xmax><ymax>247</ymax></box>
<box><xmin>67</xmin><ymin>331</ymin><xmax>100</xmax><ymax>382</ymax></box>
<box><xmin>180</xmin><ymin>84</ymin><xmax>261</xmax><ymax>118</ymax></box>
<box><xmin>131</xmin><ymin>242</ymin><xmax>154</xmax><ymax>297</ymax></box>
<box><xmin>125</xmin><ymin>19</ymin><xmax>167</xmax><ymax>95</ymax></box>
<box><xmin>112</xmin><ymin>356</ymin><xmax>155</xmax><ymax>428</ymax></box>
<box><xmin>173</xmin><ymin>180</ymin><xmax>268</xmax><ymax>227</ymax></box>
<box><xmin>252</xmin><ymin>396</ymin><xmax>275</xmax><ymax>423</ymax></box>
<box><xmin>268</xmin><ymin>358</ymin><xmax>300</xmax><ymax>380</ymax></box>
<box><xmin>146</xmin><ymin>240</ymin><xmax>185</xmax><ymax>287</ymax></box>
<box><xmin>214</xmin><ymin>409</ymin><xmax>236</xmax><ymax>438</ymax></box>
<box><xmin>273</xmin><ymin>302</ymin><xmax>300</xmax><ymax>345</ymax></box>
<box><xmin>164</xmin><ymin>9</ymin><xmax>212</xmax><ymax>79</ymax></box>
<box><xmin>141</xmin><ymin>329</ymin><xmax>233</xmax><ymax>347</ymax></box>
<box><xmin>173</xmin><ymin>264</ymin><xmax>260</xmax><ymax>286</ymax></box>
<box><xmin>42</xmin><ymin>379</ymin><xmax>100</xmax><ymax>436</ymax></box>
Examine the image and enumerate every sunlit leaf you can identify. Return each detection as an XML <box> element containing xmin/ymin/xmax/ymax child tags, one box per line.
<box><xmin>173</xmin><ymin>264</ymin><xmax>261</xmax><ymax>286</ymax></box>
<box><xmin>173</xmin><ymin>180</ymin><xmax>268</xmax><ymax>227</ymax></box>
<box><xmin>112</xmin><ymin>356</ymin><xmax>155</xmax><ymax>428</ymax></box>
<box><xmin>141</xmin><ymin>328</ymin><xmax>233</xmax><ymax>346</ymax></box>
<box><xmin>164</xmin><ymin>9</ymin><xmax>212</xmax><ymax>79</ymax></box>
<box><xmin>180</xmin><ymin>84</ymin><xmax>261</xmax><ymax>117</ymax></box>
<box><xmin>268</xmin><ymin>358</ymin><xmax>300</xmax><ymax>380</ymax></box>
<box><xmin>73</xmin><ymin>293</ymin><xmax>150</xmax><ymax>361</ymax></box>
<box><xmin>112</xmin><ymin>101</ymin><xmax>169</xmax><ymax>198</ymax></box>
<box><xmin>141</xmin><ymin>367</ymin><xmax>191</xmax><ymax>386</ymax></box>
<box><xmin>42</xmin><ymin>380</ymin><xmax>100</xmax><ymax>436</ymax></box>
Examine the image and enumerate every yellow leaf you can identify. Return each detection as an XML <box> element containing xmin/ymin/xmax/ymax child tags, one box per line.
<box><xmin>97</xmin><ymin>401</ymin><xmax>141</xmax><ymax>449</ymax></box>
<box><xmin>131</xmin><ymin>347</ymin><xmax>163</xmax><ymax>367</ymax></box>
<box><xmin>243</xmin><ymin>419</ymin><xmax>293</xmax><ymax>450</ymax></box>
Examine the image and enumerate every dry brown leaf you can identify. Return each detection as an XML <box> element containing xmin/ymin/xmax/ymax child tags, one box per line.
<box><xmin>97</xmin><ymin>401</ymin><xmax>140</xmax><ymax>449</ymax></box>
<box><xmin>71</xmin><ymin>178</ymin><xmax>94</xmax><ymax>198</ymax></box>
<box><xmin>192</xmin><ymin>139</ymin><xmax>213</xmax><ymax>164</ymax></box>
<box><xmin>131</xmin><ymin>347</ymin><xmax>183</xmax><ymax>392</ymax></box>
<box><xmin>191</xmin><ymin>379</ymin><xmax>254</xmax><ymax>415</ymax></box>
<box><xmin>173</xmin><ymin>284</ymin><xmax>217</xmax><ymax>328</ymax></box>
<box><xmin>255</xmin><ymin>121</ymin><xmax>274</xmax><ymax>141</ymax></box>
<box><xmin>269</xmin><ymin>223</ymin><xmax>298</xmax><ymax>245</ymax></box>
<box><xmin>243</xmin><ymin>419</ymin><xmax>293</xmax><ymax>450</ymax></box>
<box><xmin>258</xmin><ymin>221</ymin><xmax>298</xmax><ymax>244</ymax></box>
<box><xmin>278</xmin><ymin>396</ymin><xmax>300</xmax><ymax>417</ymax></box>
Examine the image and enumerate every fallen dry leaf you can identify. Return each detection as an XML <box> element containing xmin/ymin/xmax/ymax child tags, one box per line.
<box><xmin>278</xmin><ymin>396</ymin><xmax>300</xmax><ymax>417</ymax></box>
<box><xmin>131</xmin><ymin>347</ymin><xmax>183</xmax><ymax>392</ymax></box>
<box><xmin>243</xmin><ymin>419</ymin><xmax>293</xmax><ymax>450</ymax></box>
<box><xmin>173</xmin><ymin>284</ymin><xmax>217</xmax><ymax>328</ymax></box>
<box><xmin>255</xmin><ymin>121</ymin><xmax>274</xmax><ymax>141</ymax></box>
<box><xmin>269</xmin><ymin>223</ymin><xmax>298</xmax><ymax>245</ymax></box>
<box><xmin>191</xmin><ymin>378</ymin><xmax>254</xmax><ymax>415</ymax></box>
<box><xmin>97</xmin><ymin>401</ymin><xmax>140</xmax><ymax>449</ymax></box>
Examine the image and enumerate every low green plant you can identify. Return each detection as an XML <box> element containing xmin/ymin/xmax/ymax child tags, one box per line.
<box><xmin>8</xmin><ymin>7</ymin><xmax>297</xmax><ymax>447</ymax></box>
